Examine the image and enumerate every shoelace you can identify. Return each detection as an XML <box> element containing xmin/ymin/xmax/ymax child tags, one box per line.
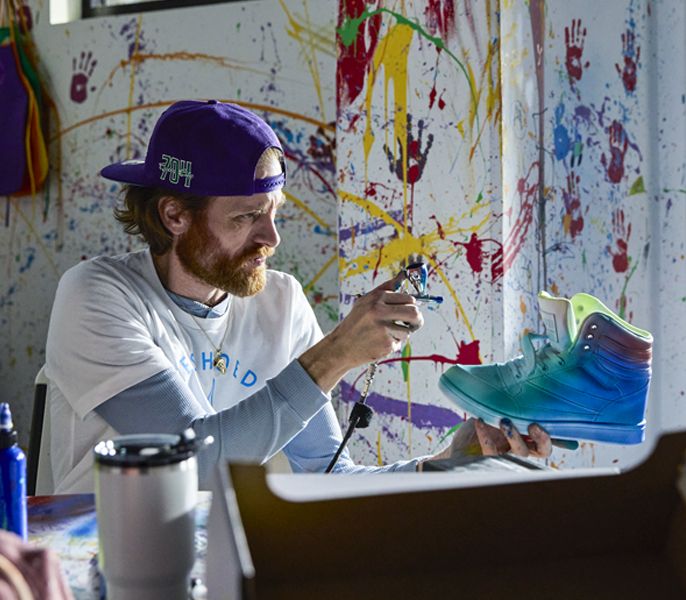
<box><xmin>507</xmin><ymin>332</ymin><xmax>566</xmax><ymax>380</ymax></box>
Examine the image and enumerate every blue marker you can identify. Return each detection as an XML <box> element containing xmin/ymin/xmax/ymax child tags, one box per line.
<box><xmin>0</xmin><ymin>403</ymin><xmax>27</xmax><ymax>540</ymax></box>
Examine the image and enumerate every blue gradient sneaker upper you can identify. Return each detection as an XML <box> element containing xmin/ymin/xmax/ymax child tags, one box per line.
<box><xmin>438</xmin><ymin>292</ymin><xmax>653</xmax><ymax>445</ymax></box>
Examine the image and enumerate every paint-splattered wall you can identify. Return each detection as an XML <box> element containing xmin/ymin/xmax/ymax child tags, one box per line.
<box><xmin>2</xmin><ymin>0</ymin><xmax>684</xmax><ymax>474</ymax></box>
<box><xmin>1</xmin><ymin>0</ymin><xmax>339</xmax><ymax>446</ymax></box>
<box><xmin>336</xmin><ymin>0</ymin><xmax>686</xmax><ymax>471</ymax></box>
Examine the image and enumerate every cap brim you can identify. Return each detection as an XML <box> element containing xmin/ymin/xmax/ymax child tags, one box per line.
<box><xmin>100</xmin><ymin>160</ymin><xmax>151</xmax><ymax>186</ymax></box>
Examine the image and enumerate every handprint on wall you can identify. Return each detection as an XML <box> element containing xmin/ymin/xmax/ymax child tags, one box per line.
<box><xmin>307</xmin><ymin>125</ymin><xmax>336</xmax><ymax>174</ymax></box>
<box><xmin>607</xmin><ymin>208</ymin><xmax>631</xmax><ymax>273</ymax></box>
<box><xmin>564</xmin><ymin>19</ymin><xmax>590</xmax><ymax>87</ymax></box>
<box><xmin>384</xmin><ymin>114</ymin><xmax>434</xmax><ymax>185</ymax></box>
<box><xmin>70</xmin><ymin>51</ymin><xmax>97</xmax><ymax>104</ymax></box>
<box><xmin>615</xmin><ymin>28</ymin><xmax>640</xmax><ymax>93</ymax></box>
<box><xmin>562</xmin><ymin>171</ymin><xmax>584</xmax><ymax>239</ymax></box>
<box><xmin>601</xmin><ymin>120</ymin><xmax>629</xmax><ymax>184</ymax></box>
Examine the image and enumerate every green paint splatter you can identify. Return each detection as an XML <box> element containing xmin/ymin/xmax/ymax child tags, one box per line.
<box><xmin>438</xmin><ymin>421</ymin><xmax>463</xmax><ymax>445</ymax></box>
<box><xmin>629</xmin><ymin>176</ymin><xmax>645</xmax><ymax>196</ymax></box>
<box><xmin>618</xmin><ymin>258</ymin><xmax>640</xmax><ymax>320</ymax></box>
<box><xmin>336</xmin><ymin>6</ymin><xmax>480</xmax><ymax>134</ymax></box>
<box><xmin>663</xmin><ymin>187</ymin><xmax>686</xmax><ymax>195</ymax></box>
<box><xmin>476</xmin><ymin>191</ymin><xmax>483</xmax><ymax>204</ymax></box>
<box><xmin>401</xmin><ymin>341</ymin><xmax>412</xmax><ymax>381</ymax></box>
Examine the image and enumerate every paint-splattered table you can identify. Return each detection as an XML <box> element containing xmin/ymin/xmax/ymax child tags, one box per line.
<box><xmin>28</xmin><ymin>492</ymin><xmax>210</xmax><ymax>599</ymax></box>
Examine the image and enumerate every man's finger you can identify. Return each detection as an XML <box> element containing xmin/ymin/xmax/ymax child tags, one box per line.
<box><xmin>474</xmin><ymin>419</ymin><xmax>499</xmax><ymax>456</ymax></box>
<box><xmin>374</xmin><ymin>270</ymin><xmax>407</xmax><ymax>292</ymax></box>
<box><xmin>499</xmin><ymin>418</ymin><xmax>529</xmax><ymax>457</ymax></box>
<box><xmin>527</xmin><ymin>423</ymin><xmax>553</xmax><ymax>458</ymax></box>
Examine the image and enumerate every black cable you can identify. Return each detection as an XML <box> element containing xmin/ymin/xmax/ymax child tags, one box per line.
<box><xmin>325</xmin><ymin>363</ymin><xmax>377</xmax><ymax>473</ymax></box>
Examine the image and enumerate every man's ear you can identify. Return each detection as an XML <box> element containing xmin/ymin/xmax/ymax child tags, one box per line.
<box><xmin>158</xmin><ymin>196</ymin><xmax>191</xmax><ymax>236</ymax></box>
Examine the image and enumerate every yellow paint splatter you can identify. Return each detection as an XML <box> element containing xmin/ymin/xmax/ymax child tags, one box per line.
<box><xmin>278</xmin><ymin>0</ymin><xmax>331</xmax><ymax>122</ymax></box>
<box><xmin>303</xmin><ymin>254</ymin><xmax>337</xmax><ymax>294</ymax></box>
<box><xmin>338</xmin><ymin>188</ymin><xmax>487</xmax><ymax>343</ymax></box>
<box><xmin>283</xmin><ymin>190</ymin><xmax>329</xmax><ymax>230</ymax></box>
<box><xmin>456</xmin><ymin>120</ymin><xmax>465</xmax><ymax>138</ymax></box>
<box><xmin>363</xmin><ymin>23</ymin><xmax>414</xmax><ymax>231</ymax></box>
<box><xmin>562</xmin><ymin>212</ymin><xmax>571</xmax><ymax>235</ymax></box>
<box><xmin>126</xmin><ymin>15</ymin><xmax>143</xmax><ymax>160</ymax></box>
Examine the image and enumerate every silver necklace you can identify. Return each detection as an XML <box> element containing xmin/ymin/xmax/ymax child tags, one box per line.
<box><xmin>192</xmin><ymin>311</ymin><xmax>232</xmax><ymax>375</ymax></box>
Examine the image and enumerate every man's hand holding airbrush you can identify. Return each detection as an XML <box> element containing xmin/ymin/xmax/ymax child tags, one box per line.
<box><xmin>299</xmin><ymin>271</ymin><xmax>424</xmax><ymax>394</ymax></box>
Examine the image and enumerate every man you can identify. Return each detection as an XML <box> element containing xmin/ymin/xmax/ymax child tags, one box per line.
<box><xmin>45</xmin><ymin>100</ymin><xmax>551</xmax><ymax>493</ymax></box>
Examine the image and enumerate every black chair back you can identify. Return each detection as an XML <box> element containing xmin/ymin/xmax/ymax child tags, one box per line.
<box><xmin>27</xmin><ymin>381</ymin><xmax>47</xmax><ymax>496</ymax></box>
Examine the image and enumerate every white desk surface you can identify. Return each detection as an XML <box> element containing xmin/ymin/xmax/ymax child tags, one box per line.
<box><xmin>266</xmin><ymin>464</ymin><xmax>621</xmax><ymax>502</ymax></box>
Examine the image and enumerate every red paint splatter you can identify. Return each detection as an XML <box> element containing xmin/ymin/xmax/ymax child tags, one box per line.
<box><xmin>424</xmin><ymin>0</ymin><xmax>456</xmax><ymax>41</ymax></box>
<box><xmin>453</xmin><ymin>233</ymin><xmax>503</xmax><ymax>283</ymax></box>
<box><xmin>490</xmin><ymin>246</ymin><xmax>503</xmax><ymax>282</ymax></box>
<box><xmin>336</xmin><ymin>0</ymin><xmax>382</xmax><ymax>113</ymax></box>
<box><xmin>601</xmin><ymin>120</ymin><xmax>628</xmax><ymax>184</ymax></box>
<box><xmin>503</xmin><ymin>161</ymin><xmax>538</xmax><ymax>272</ymax></box>
<box><xmin>345</xmin><ymin>113</ymin><xmax>361</xmax><ymax>133</ymax></box>
<box><xmin>463</xmin><ymin>232</ymin><xmax>484</xmax><ymax>273</ymax></box>
<box><xmin>457</xmin><ymin>340</ymin><xmax>481</xmax><ymax>365</ymax></box>
<box><xmin>607</xmin><ymin>208</ymin><xmax>631</xmax><ymax>273</ymax></box>
<box><xmin>562</xmin><ymin>171</ymin><xmax>585</xmax><ymax>239</ymax></box>
<box><xmin>564</xmin><ymin>18</ymin><xmax>590</xmax><ymax>86</ymax></box>
<box><xmin>378</xmin><ymin>339</ymin><xmax>482</xmax><ymax>368</ymax></box>
<box><xmin>615</xmin><ymin>29</ymin><xmax>640</xmax><ymax>93</ymax></box>
<box><xmin>612</xmin><ymin>241</ymin><xmax>629</xmax><ymax>272</ymax></box>
<box><xmin>428</xmin><ymin>86</ymin><xmax>447</xmax><ymax>111</ymax></box>
<box><xmin>429</xmin><ymin>215</ymin><xmax>446</xmax><ymax>240</ymax></box>
<box><xmin>429</xmin><ymin>84</ymin><xmax>438</xmax><ymax>109</ymax></box>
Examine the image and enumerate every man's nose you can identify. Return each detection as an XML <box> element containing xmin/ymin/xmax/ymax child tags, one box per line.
<box><xmin>253</xmin><ymin>214</ymin><xmax>281</xmax><ymax>248</ymax></box>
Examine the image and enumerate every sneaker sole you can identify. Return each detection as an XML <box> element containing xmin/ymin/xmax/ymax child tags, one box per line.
<box><xmin>438</xmin><ymin>375</ymin><xmax>646</xmax><ymax>445</ymax></box>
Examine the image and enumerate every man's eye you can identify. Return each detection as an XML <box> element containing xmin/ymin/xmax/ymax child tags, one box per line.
<box><xmin>234</xmin><ymin>213</ymin><xmax>260</xmax><ymax>223</ymax></box>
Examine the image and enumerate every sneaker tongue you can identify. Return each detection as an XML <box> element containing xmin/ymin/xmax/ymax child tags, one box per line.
<box><xmin>537</xmin><ymin>292</ymin><xmax>577</xmax><ymax>352</ymax></box>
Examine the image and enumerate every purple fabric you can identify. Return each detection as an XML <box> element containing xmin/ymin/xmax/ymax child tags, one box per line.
<box><xmin>101</xmin><ymin>100</ymin><xmax>286</xmax><ymax>196</ymax></box>
<box><xmin>0</xmin><ymin>44</ymin><xmax>28</xmax><ymax>195</ymax></box>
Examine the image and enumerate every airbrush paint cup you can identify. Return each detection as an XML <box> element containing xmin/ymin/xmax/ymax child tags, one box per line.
<box><xmin>94</xmin><ymin>430</ymin><xmax>207</xmax><ymax>600</ymax></box>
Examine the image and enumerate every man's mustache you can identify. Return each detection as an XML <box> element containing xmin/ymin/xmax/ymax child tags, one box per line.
<box><xmin>240</xmin><ymin>246</ymin><xmax>274</xmax><ymax>264</ymax></box>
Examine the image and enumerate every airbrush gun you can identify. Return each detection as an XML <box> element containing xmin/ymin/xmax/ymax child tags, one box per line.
<box><xmin>403</xmin><ymin>259</ymin><xmax>444</xmax><ymax>305</ymax></box>
<box><xmin>325</xmin><ymin>260</ymin><xmax>442</xmax><ymax>472</ymax></box>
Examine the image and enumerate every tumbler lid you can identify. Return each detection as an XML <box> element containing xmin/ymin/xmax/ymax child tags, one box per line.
<box><xmin>93</xmin><ymin>429</ymin><xmax>204</xmax><ymax>468</ymax></box>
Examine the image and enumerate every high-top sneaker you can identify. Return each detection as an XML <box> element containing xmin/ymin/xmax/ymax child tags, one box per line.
<box><xmin>438</xmin><ymin>291</ymin><xmax>653</xmax><ymax>444</ymax></box>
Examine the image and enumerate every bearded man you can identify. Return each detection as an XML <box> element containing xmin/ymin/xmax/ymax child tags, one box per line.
<box><xmin>44</xmin><ymin>100</ymin><xmax>550</xmax><ymax>494</ymax></box>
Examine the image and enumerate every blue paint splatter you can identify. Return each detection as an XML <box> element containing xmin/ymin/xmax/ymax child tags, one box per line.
<box><xmin>553</xmin><ymin>103</ymin><xmax>570</xmax><ymax>161</ymax></box>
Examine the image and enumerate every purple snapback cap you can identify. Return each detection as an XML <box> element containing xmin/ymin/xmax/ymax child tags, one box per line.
<box><xmin>100</xmin><ymin>100</ymin><xmax>286</xmax><ymax>196</ymax></box>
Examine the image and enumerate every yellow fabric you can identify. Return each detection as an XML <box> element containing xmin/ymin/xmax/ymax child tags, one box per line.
<box><xmin>9</xmin><ymin>17</ymin><xmax>47</xmax><ymax>195</ymax></box>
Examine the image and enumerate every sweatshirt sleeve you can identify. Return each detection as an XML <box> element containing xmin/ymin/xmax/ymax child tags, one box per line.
<box><xmin>95</xmin><ymin>360</ymin><xmax>330</xmax><ymax>489</ymax></box>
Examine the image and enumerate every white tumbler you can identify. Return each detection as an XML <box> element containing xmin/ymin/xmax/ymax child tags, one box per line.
<box><xmin>94</xmin><ymin>430</ymin><xmax>200</xmax><ymax>600</ymax></box>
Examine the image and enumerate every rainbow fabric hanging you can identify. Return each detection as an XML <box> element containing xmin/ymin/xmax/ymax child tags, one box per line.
<box><xmin>0</xmin><ymin>0</ymin><xmax>49</xmax><ymax>196</ymax></box>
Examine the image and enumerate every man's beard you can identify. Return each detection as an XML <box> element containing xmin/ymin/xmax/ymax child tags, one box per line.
<box><xmin>176</xmin><ymin>216</ymin><xmax>274</xmax><ymax>297</ymax></box>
